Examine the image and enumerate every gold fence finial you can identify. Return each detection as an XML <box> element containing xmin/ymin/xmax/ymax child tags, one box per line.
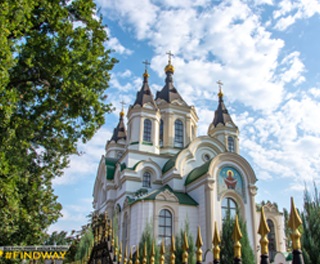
<box><xmin>109</xmin><ymin>219</ymin><xmax>113</xmax><ymax>241</ymax></box>
<box><xmin>114</xmin><ymin>235</ymin><xmax>118</xmax><ymax>262</ymax></box>
<box><xmin>232</xmin><ymin>215</ymin><xmax>243</xmax><ymax>259</ymax></box>
<box><xmin>182</xmin><ymin>231</ymin><xmax>189</xmax><ymax>264</ymax></box>
<box><xmin>119</xmin><ymin>241</ymin><xmax>123</xmax><ymax>264</ymax></box>
<box><xmin>288</xmin><ymin>197</ymin><xmax>302</xmax><ymax>250</ymax></box>
<box><xmin>150</xmin><ymin>240</ymin><xmax>155</xmax><ymax>264</ymax></box>
<box><xmin>123</xmin><ymin>243</ymin><xmax>128</xmax><ymax>264</ymax></box>
<box><xmin>171</xmin><ymin>236</ymin><xmax>176</xmax><ymax>264</ymax></box>
<box><xmin>129</xmin><ymin>246</ymin><xmax>133</xmax><ymax>264</ymax></box>
<box><xmin>196</xmin><ymin>226</ymin><xmax>203</xmax><ymax>263</ymax></box>
<box><xmin>160</xmin><ymin>239</ymin><xmax>166</xmax><ymax>264</ymax></box>
<box><xmin>258</xmin><ymin>206</ymin><xmax>270</xmax><ymax>255</ymax></box>
<box><xmin>212</xmin><ymin>221</ymin><xmax>221</xmax><ymax>262</ymax></box>
<box><xmin>142</xmin><ymin>243</ymin><xmax>147</xmax><ymax>264</ymax></box>
<box><xmin>135</xmin><ymin>245</ymin><xmax>140</xmax><ymax>264</ymax></box>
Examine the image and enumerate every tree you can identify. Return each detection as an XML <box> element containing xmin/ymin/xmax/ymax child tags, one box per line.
<box><xmin>137</xmin><ymin>222</ymin><xmax>160</xmax><ymax>264</ymax></box>
<box><xmin>0</xmin><ymin>0</ymin><xmax>116</xmax><ymax>245</ymax></box>
<box><xmin>220</xmin><ymin>215</ymin><xmax>255</xmax><ymax>264</ymax></box>
<box><xmin>301</xmin><ymin>183</ymin><xmax>320</xmax><ymax>264</ymax></box>
<box><xmin>175</xmin><ymin>219</ymin><xmax>195</xmax><ymax>264</ymax></box>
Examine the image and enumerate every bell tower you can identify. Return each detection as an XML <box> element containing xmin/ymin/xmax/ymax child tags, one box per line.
<box><xmin>207</xmin><ymin>81</ymin><xmax>239</xmax><ymax>153</ymax></box>
<box><xmin>127</xmin><ymin>61</ymin><xmax>161</xmax><ymax>154</ymax></box>
<box><xmin>155</xmin><ymin>52</ymin><xmax>198</xmax><ymax>155</ymax></box>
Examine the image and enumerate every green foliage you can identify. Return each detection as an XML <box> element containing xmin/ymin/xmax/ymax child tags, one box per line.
<box><xmin>44</xmin><ymin>230</ymin><xmax>73</xmax><ymax>245</ymax></box>
<box><xmin>75</xmin><ymin>228</ymin><xmax>94</xmax><ymax>261</ymax></box>
<box><xmin>301</xmin><ymin>183</ymin><xmax>320</xmax><ymax>264</ymax></box>
<box><xmin>175</xmin><ymin>219</ymin><xmax>195</xmax><ymax>264</ymax></box>
<box><xmin>220</xmin><ymin>215</ymin><xmax>234</xmax><ymax>264</ymax></box>
<box><xmin>220</xmin><ymin>216</ymin><xmax>255</xmax><ymax>264</ymax></box>
<box><xmin>283</xmin><ymin>207</ymin><xmax>292</xmax><ymax>251</ymax></box>
<box><xmin>137</xmin><ymin>222</ymin><xmax>159</xmax><ymax>264</ymax></box>
<box><xmin>0</xmin><ymin>0</ymin><xmax>116</xmax><ymax>245</ymax></box>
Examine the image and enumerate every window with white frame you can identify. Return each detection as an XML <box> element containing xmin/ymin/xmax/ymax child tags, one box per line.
<box><xmin>228</xmin><ymin>136</ymin><xmax>235</xmax><ymax>152</ymax></box>
<box><xmin>142</xmin><ymin>171</ymin><xmax>151</xmax><ymax>188</ymax></box>
<box><xmin>143</xmin><ymin>119</ymin><xmax>152</xmax><ymax>142</ymax></box>
<box><xmin>174</xmin><ymin>119</ymin><xmax>184</xmax><ymax>147</ymax></box>
<box><xmin>221</xmin><ymin>197</ymin><xmax>237</xmax><ymax>220</ymax></box>
<box><xmin>159</xmin><ymin>119</ymin><xmax>164</xmax><ymax>147</ymax></box>
<box><xmin>158</xmin><ymin>209</ymin><xmax>172</xmax><ymax>245</ymax></box>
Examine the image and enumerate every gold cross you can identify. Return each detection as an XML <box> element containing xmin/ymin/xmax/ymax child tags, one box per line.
<box><xmin>120</xmin><ymin>100</ymin><xmax>126</xmax><ymax>111</ymax></box>
<box><xmin>217</xmin><ymin>80</ymin><xmax>223</xmax><ymax>89</ymax></box>
<box><xmin>166</xmin><ymin>50</ymin><xmax>174</xmax><ymax>64</ymax></box>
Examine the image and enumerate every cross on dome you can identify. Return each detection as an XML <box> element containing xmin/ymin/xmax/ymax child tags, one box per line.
<box><xmin>166</xmin><ymin>50</ymin><xmax>174</xmax><ymax>65</ymax></box>
<box><xmin>217</xmin><ymin>80</ymin><xmax>224</xmax><ymax>98</ymax></box>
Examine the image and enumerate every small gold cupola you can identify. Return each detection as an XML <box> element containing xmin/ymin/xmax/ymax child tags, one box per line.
<box><xmin>164</xmin><ymin>50</ymin><xmax>175</xmax><ymax>73</ymax></box>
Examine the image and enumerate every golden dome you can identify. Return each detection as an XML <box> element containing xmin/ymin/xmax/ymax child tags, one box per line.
<box><xmin>164</xmin><ymin>63</ymin><xmax>174</xmax><ymax>73</ymax></box>
<box><xmin>143</xmin><ymin>70</ymin><xmax>150</xmax><ymax>78</ymax></box>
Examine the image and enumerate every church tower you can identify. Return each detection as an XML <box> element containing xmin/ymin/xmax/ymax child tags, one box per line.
<box><xmin>127</xmin><ymin>63</ymin><xmax>161</xmax><ymax>154</ymax></box>
<box><xmin>105</xmin><ymin>107</ymin><xmax>127</xmax><ymax>159</ymax></box>
<box><xmin>207</xmin><ymin>82</ymin><xmax>239</xmax><ymax>153</ymax></box>
<box><xmin>155</xmin><ymin>52</ymin><xmax>198</xmax><ymax>155</ymax></box>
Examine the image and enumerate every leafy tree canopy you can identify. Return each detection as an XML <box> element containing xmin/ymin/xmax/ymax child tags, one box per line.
<box><xmin>0</xmin><ymin>0</ymin><xmax>116</xmax><ymax>245</ymax></box>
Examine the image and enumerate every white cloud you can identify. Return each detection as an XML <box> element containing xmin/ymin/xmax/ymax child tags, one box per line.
<box><xmin>273</xmin><ymin>0</ymin><xmax>320</xmax><ymax>30</ymax></box>
<box><xmin>53</xmin><ymin>127</ymin><xmax>111</xmax><ymax>186</ymax></box>
<box><xmin>48</xmin><ymin>199</ymin><xmax>92</xmax><ymax>233</ymax></box>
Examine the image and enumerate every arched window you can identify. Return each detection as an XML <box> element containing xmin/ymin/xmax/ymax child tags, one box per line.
<box><xmin>228</xmin><ymin>136</ymin><xmax>235</xmax><ymax>152</ymax></box>
<box><xmin>159</xmin><ymin>119</ymin><xmax>164</xmax><ymax>147</ymax></box>
<box><xmin>221</xmin><ymin>197</ymin><xmax>237</xmax><ymax>220</ymax></box>
<box><xmin>143</xmin><ymin>119</ymin><xmax>152</xmax><ymax>142</ymax></box>
<box><xmin>158</xmin><ymin>209</ymin><xmax>172</xmax><ymax>245</ymax></box>
<box><xmin>142</xmin><ymin>172</ymin><xmax>151</xmax><ymax>188</ymax></box>
<box><xmin>174</xmin><ymin>119</ymin><xmax>184</xmax><ymax>147</ymax></box>
<box><xmin>267</xmin><ymin>219</ymin><xmax>277</xmax><ymax>261</ymax></box>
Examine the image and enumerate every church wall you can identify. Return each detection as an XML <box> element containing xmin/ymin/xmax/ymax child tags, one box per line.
<box><xmin>177</xmin><ymin>205</ymin><xmax>198</xmax><ymax>240</ymax></box>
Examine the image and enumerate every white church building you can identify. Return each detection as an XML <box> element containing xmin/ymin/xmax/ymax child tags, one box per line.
<box><xmin>93</xmin><ymin>57</ymin><xmax>286</xmax><ymax>261</ymax></box>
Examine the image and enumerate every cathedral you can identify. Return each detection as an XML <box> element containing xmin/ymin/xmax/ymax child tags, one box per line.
<box><xmin>92</xmin><ymin>57</ymin><xmax>286</xmax><ymax>262</ymax></box>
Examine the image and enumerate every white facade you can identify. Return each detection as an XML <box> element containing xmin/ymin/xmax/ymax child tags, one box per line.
<box><xmin>92</xmin><ymin>61</ymin><xmax>286</xmax><ymax>262</ymax></box>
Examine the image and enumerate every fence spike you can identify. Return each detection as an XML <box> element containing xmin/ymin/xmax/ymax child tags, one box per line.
<box><xmin>123</xmin><ymin>243</ymin><xmax>128</xmax><ymax>264</ymax></box>
<box><xmin>232</xmin><ymin>215</ymin><xmax>242</xmax><ymax>264</ymax></box>
<box><xmin>150</xmin><ymin>240</ymin><xmax>155</xmax><ymax>264</ymax></box>
<box><xmin>196</xmin><ymin>226</ymin><xmax>203</xmax><ymax>263</ymax></box>
<box><xmin>258</xmin><ymin>206</ymin><xmax>270</xmax><ymax>264</ymax></box>
<box><xmin>170</xmin><ymin>236</ymin><xmax>176</xmax><ymax>264</ymax></box>
<box><xmin>129</xmin><ymin>246</ymin><xmax>133</xmax><ymax>264</ymax></box>
<box><xmin>212</xmin><ymin>221</ymin><xmax>221</xmax><ymax>264</ymax></box>
<box><xmin>160</xmin><ymin>239</ymin><xmax>166</xmax><ymax>264</ymax></box>
<box><xmin>135</xmin><ymin>245</ymin><xmax>140</xmax><ymax>264</ymax></box>
<box><xmin>288</xmin><ymin>197</ymin><xmax>304</xmax><ymax>264</ymax></box>
<box><xmin>142</xmin><ymin>242</ymin><xmax>147</xmax><ymax>264</ymax></box>
<box><xmin>119</xmin><ymin>242</ymin><xmax>123</xmax><ymax>264</ymax></box>
<box><xmin>182</xmin><ymin>231</ymin><xmax>189</xmax><ymax>264</ymax></box>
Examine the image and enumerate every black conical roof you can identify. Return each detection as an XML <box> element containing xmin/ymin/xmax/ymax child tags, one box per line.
<box><xmin>212</xmin><ymin>94</ymin><xmax>236</xmax><ymax>127</ymax></box>
<box><xmin>155</xmin><ymin>67</ymin><xmax>187</xmax><ymax>105</ymax></box>
<box><xmin>133</xmin><ymin>72</ymin><xmax>157</xmax><ymax>108</ymax></box>
<box><xmin>110</xmin><ymin>113</ymin><xmax>127</xmax><ymax>142</ymax></box>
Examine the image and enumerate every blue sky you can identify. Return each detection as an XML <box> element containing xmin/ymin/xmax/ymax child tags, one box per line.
<box><xmin>49</xmin><ymin>0</ymin><xmax>320</xmax><ymax>233</ymax></box>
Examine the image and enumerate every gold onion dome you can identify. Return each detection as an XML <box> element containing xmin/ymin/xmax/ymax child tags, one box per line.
<box><xmin>143</xmin><ymin>69</ymin><xmax>150</xmax><ymax>78</ymax></box>
<box><xmin>120</xmin><ymin>110</ymin><xmax>125</xmax><ymax>117</ymax></box>
<box><xmin>165</xmin><ymin>63</ymin><xmax>174</xmax><ymax>73</ymax></box>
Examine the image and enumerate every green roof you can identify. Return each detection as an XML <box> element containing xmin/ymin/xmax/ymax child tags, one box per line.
<box><xmin>105</xmin><ymin>157</ymin><xmax>118</xmax><ymax>180</ymax></box>
<box><xmin>162</xmin><ymin>156</ymin><xmax>177</xmax><ymax>173</ymax></box>
<box><xmin>132</xmin><ymin>185</ymin><xmax>198</xmax><ymax>206</ymax></box>
<box><xmin>185</xmin><ymin>159</ymin><xmax>212</xmax><ymax>186</ymax></box>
